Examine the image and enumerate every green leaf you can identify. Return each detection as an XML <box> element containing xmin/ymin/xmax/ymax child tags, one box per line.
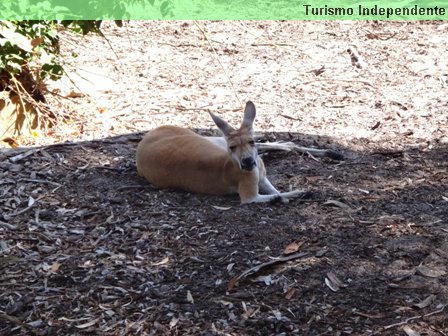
<box><xmin>7</xmin><ymin>61</ymin><xmax>23</xmax><ymax>73</ymax></box>
<box><xmin>161</xmin><ymin>1</ymin><xmax>172</xmax><ymax>17</ymax></box>
<box><xmin>0</xmin><ymin>24</ymin><xmax>33</xmax><ymax>52</ymax></box>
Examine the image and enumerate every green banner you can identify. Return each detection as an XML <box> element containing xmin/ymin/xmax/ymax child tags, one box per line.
<box><xmin>1</xmin><ymin>0</ymin><xmax>447</xmax><ymax>20</ymax></box>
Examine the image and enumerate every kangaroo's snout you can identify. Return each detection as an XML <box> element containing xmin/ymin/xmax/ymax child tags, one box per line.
<box><xmin>241</xmin><ymin>157</ymin><xmax>256</xmax><ymax>171</ymax></box>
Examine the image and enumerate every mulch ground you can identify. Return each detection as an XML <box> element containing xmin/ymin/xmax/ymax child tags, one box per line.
<box><xmin>1</xmin><ymin>21</ymin><xmax>447</xmax><ymax>335</ymax></box>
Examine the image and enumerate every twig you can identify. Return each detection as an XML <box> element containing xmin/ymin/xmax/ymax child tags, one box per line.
<box><xmin>0</xmin><ymin>220</ymin><xmax>18</xmax><ymax>230</ymax></box>
<box><xmin>301</xmin><ymin>78</ymin><xmax>375</xmax><ymax>88</ymax></box>
<box><xmin>19</xmin><ymin>178</ymin><xmax>62</xmax><ymax>187</ymax></box>
<box><xmin>165</xmin><ymin>105</ymin><xmax>241</xmax><ymax>113</ymax></box>
<box><xmin>9</xmin><ymin>148</ymin><xmax>42</xmax><ymax>162</ymax></box>
<box><xmin>370</xmin><ymin>150</ymin><xmax>404</xmax><ymax>157</ymax></box>
<box><xmin>3</xmin><ymin>205</ymin><xmax>35</xmax><ymax>220</ymax></box>
<box><xmin>231</xmin><ymin>22</ymin><xmax>301</xmax><ymax>53</ymax></box>
<box><xmin>10</xmin><ymin>75</ymin><xmax>28</xmax><ymax>118</ymax></box>
<box><xmin>97</xmin><ymin>29</ymin><xmax>119</xmax><ymax>63</ymax></box>
<box><xmin>159</xmin><ymin>42</ymin><xmax>198</xmax><ymax>48</ymax></box>
<box><xmin>306</xmin><ymin>151</ymin><xmax>320</xmax><ymax>162</ymax></box>
<box><xmin>9</xmin><ymin>75</ymin><xmax>54</xmax><ymax>132</ymax></box>
<box><xmin>251</xmin><ymin>43</ymin><xmax>295</xmax><ymax>47</ymax></box>
<box><xmin>116</xmin><ymin>185</ymin><xmax>156</xmax><ymax>191</ymax></box>
<box><xmin>3</xmin><ymin>195</ymin><xmax>46</xmax><ymax>220</ymax></box>
<box><xmin>279</xmin><ymin>114</ymin><xmax>300</xmax><ymax>121</ymax></box>
<box><xmin>0</xmin><ymin>311</ymin><xmax>33</xmax><ymax>333</ymax></box>
<box><xmin>123</xmin><ymin>21</ymin><xmax>133</xmax><ymax>48</ymax></box>
<box><xmin>228</xmin><ymin>252</ymin><xmax>309</xmax><ymax>290</ymax></box>
<box><xmin>256</xmin><ymin>141</ymin><xmax>344</xmax><ymax>160</ymax></box>
<box><xmin>194</xmin><ymin>21</ymin><xmax>243</xmax><ymax>107</ymax></box>
<box><xmin>383</xmin><ymin>305</ymin><xmax>446</xmax><ymax>330</ymax></box>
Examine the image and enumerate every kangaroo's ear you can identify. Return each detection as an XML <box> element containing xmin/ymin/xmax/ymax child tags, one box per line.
<box><xmin>241</xmin><ymin>101</ymin><xmax>256</xmax><ymax>130</ymax></box>
<box><xmin>209</xmin><ymin>112</ymin><xmax>234</xmax><ymax>136</ymax></box>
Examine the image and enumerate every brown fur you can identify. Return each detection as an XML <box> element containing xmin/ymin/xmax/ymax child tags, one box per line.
<box><xmin>136</xmin><ymin>101</ymin><xmax>305</xmax><ymax>204</ymax></box>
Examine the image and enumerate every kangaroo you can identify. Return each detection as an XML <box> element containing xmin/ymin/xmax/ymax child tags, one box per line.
<box><xmin>136</xmin><ymin>101</ymin><xmax>309</xmax><ymax>204</ymax></box>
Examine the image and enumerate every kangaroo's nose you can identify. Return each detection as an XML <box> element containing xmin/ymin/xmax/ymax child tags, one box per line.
<box><xmin>241</xmin><ymin>157</ymin><xmax>256</xmax><ymax>171</ymax></box>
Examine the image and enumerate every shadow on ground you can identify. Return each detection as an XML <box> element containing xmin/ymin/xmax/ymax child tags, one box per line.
<box><xmin>1</xmin><ymin>131</ymin><xmax>447</xmax><ymax>335</ymax></box>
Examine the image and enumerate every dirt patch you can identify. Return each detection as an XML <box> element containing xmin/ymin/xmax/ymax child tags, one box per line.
<box><xmin>1</xmin><ymin>21</ymin><xmax>447</xmax><ymax>335</ymax></box>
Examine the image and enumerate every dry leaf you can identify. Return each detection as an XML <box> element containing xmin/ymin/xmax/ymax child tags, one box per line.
<box><xmin>211</xmin><ymin>205</ymin><xmax>232</xmax><ymax>210</ymax></box>
<box><xmin>227</xmin><ymin>275</ymin><xmax>239</xmax><ymax>291</ymax></box>
<box><xmin>169</xmin><ymin>316</ymin><xmax>179</xmax><ymax>328</ymax></box>
<box><xmin>2</xmin><ymin>137</ymin><xmax>20</xmax><ymax>148</ymax></box>
<box><xmin>324</xmin><ymin>199</ymin><xmax>352</xmax><ymax>210</ymax></box>
<box><xmin>403</xmin><ymin>325</ymin><xmax>421</xmax><ymax>336</ymax></box>
<box><xmin>366</xmin><ymin>33</ymin><xmax>380</xmax><ymax>39</ymax></box>
<box><xmin>416</xmin><ymin>265</ymin><xmax>447</xmax><ymax>278</ymax></box>
<box><xmin>31</xmin><ymin>130</ymin><xmax>40</xmax><ymax>139</ymax></box>
<box><xmin>50</xmin><ymin>262</ymin><xmax>61</xmax><ymax>273</ymax></box>
<box><xmin>325</xmin><ymin>277</ymin><xmax>339</xmax><ymax>292</ymax></box>
<box><xmin>227</xmin><ymin>252</ymin><xmax>309</xmax><ymax>291</ymax></box>
<box><xmin>283</xmin><ymin>241</ymin><xmax>304</xmax><ymax>255</ymax></box>
<box><xmin>152</xmin><ymin>256</ymin><xmax>169</xmax><ymax>266</ymax></box>
<box><xmin>75</xmin><ymin>318</ymin><xmax>98</xmax><ymax>329</ymax></box>
<box><xmin>226</xmin><ymin>263</ymin><xmax>235</xmax><ymax>272</ymax></box>
<box><xmin>28</xmin><ymin>196</ymin><xmax>35</xmax><ymax>207</ymax></box>
<box><xmin>315</xmin><ymin>247</ymin><xmax>328</xmax><ymax>257</ymax></box>
<box><xmin>242</xmin><ymin>307</ymin><xmax>254</xmax><ymax>319</ymax></box>
<box><xmin>305</xmin><ymin>176</ymin><xmax>322</xmax><ymax>183</ymax></box>
<box><xmin>69</xmin><ymin>228</ymin><xmax>85</xmax><ymax>235</ymax></box>
<box><xmin>66</xmin><ymin>91</ymin><xmax>85</xmax><ymax>98</ymax></box>
<box><xmin>186</xmin><ymin>290</ymin><xmax>194</xmax><ymax>304</ymax></box>
<box><xmin>255</xmin><ymin>275</ymin><xmax>274</xmax><ymax>285</ymax></box>
<box><xmin>325</xmin><ymin>272</ymin><xmax>346</xmax><ymax>292</ymax></box>
<box><xmin>272</xmin><ymin>310</ymin><xmax>282</xmax><ymax>320</ymax></box>
<box><xmin>31</xmin><ymin>37</ymin><xmax>44</xmax><ymax>48</ymax></box>
<box><xmin>284</xmin><ymin>287</ymin><xmax>296</xmax><ymax>300</ymax></box>
<box><xmin>413</xmin><ymin>294</ymin><xmax>435</xmax><ymax>309</ymax></box>
<box><xmin>327</xmin><ymin>272</ymin><xmax>345</xmax><ymax>287</ymax></box>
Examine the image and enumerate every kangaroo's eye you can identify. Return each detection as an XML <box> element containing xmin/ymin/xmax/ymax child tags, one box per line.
<box><xmin>229</xmin><ymin>146</ymin><xmax>236</xmax><ymax>151</ymax></box>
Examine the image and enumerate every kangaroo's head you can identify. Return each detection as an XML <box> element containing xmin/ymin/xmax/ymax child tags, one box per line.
<box><xmin>209</xmin><ymin>101</ymin><xmax>258</xmax><ymax>171</ymax></box>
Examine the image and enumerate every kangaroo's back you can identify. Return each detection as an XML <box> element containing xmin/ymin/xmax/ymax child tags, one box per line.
<box><xmin>136</xmin><ymin>102</ymin><xmax>306</xmax><ymax>203</ymax></box>
<box><xmin>136</xmin><ymin>126</ymin><xmax>241</xmax><ymax>195</ymax></box>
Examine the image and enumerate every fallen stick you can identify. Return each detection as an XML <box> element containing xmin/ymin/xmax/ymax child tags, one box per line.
<box><xmin>257</xmin><ymin>141</ymin><xmax>344</xmax><ymax>160</ymax></box>
<box><xmin>0</xmin><ymin>311</ymin><xmax>34</xmax><ymax>333</ymax></box>
<box><xmin>228</xmin><ymin>251</ymin><xmax>309</xmax><ymax>290</ymax></box>
<box><xmin>8</xmin><ymin>148</ymin><xmax>41</xmax><ymax>163</ymax></box>
<box><xmin>0</xmin><ymin>220</ymin><xmax>18</xmax><ymax>230</ymax></box>
<box><xmin>383</xmin><ymin>304</ymin><xmax>446</xmax><ymax>330</ymax></box>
